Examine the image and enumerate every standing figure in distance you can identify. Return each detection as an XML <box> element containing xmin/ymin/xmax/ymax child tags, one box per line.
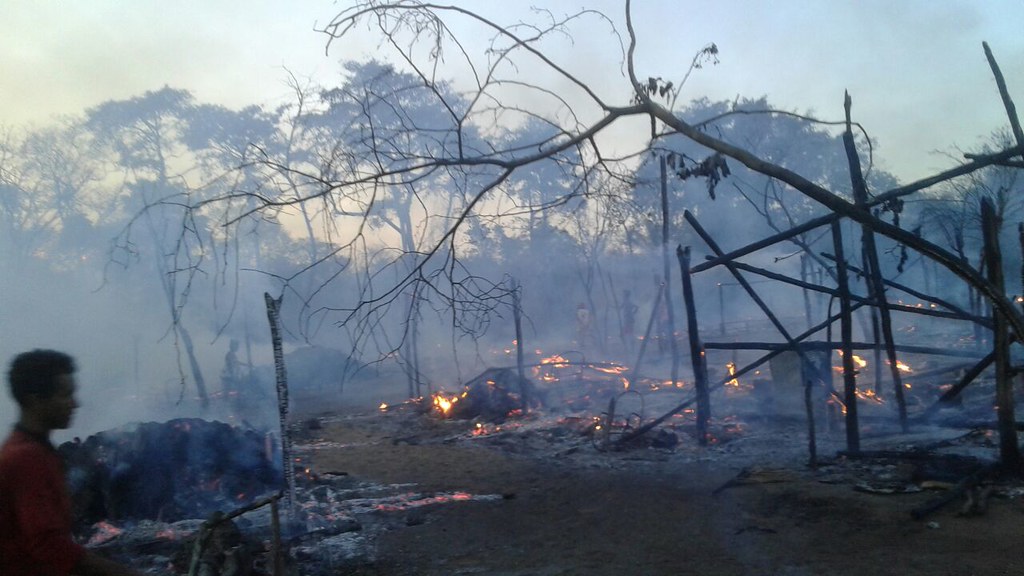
<box><xmin>575</xmin><ymin>303</ymin><xmax>592</xmax><ymax>352</ymax></box>
<box><xmin>619</xmin><ymin>290</ymin><xmax>639</xmax><ymax>353</ymax></box>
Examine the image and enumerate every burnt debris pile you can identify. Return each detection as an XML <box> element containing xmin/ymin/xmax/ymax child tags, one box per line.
<box><xmin>61</xmin><ymin>418</ymin><xmax>282</xmax><ymax>525</ymax></box>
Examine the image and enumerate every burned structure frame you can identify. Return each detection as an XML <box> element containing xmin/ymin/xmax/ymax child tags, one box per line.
<box><xmin>614</xmin><ymin>43</ymin><xmax>1024</xmax><ymax>478</ymax></box>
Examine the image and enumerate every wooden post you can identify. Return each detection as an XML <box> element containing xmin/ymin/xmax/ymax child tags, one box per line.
<box><xmin>831</xmin><ymin>222</ymin><xmax>860</xmax><ymax>453</ymax></box>
<box><xmin>264</xmin><ymin>292</ymin><xmax>297</xmax><ymax>520</ymax></box>
<box><xmin>801</xmin><ymin>254</ymin><xmax>814</xmax><ymax>330</ymax></box>
<box><xmin>982</xmin><ymin>199</ymin><xmax>1023</xmax><ymax>472</ymax></box>
<box><xmin>512</xmin><ymin>278</ymin><xmax>529</xmax><ymax>411</ymax></box>
<box><xmin>843</xmin><ymin>91</ymin><xmax>907</xmax><ymax>430</ymax></box>
<box><xmin>661</xmin><ymin>156</ymin><xmax>681</xmax><ymax>388</ymax></box>
<box><xmin>803</xmin><ymin>355</ymin><xmax>818</xmax><ymax>468</ymax></box>
<box><xmin>271</xmin><ymin>497</ymin><xmax>284</xmax><ymax>576</ymax></box>
<box><xmin>677</xmin><ymin>245</ymin><xmax>710</xmax><ymax>445</ymax></box>
<box><xmin>1019</xmin><ymin>222</ymin><xmax>1024</xmax><ymax>315</ymax></box>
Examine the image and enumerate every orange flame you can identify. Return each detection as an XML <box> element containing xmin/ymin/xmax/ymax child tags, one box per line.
<box><xmin>432</xmin><ymin>391</ymin><xmax>463</xmax><ymax>415</ymax></box>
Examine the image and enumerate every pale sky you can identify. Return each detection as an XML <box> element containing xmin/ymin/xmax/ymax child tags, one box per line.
<box><xmin>3</xmin><ymin>1</ymin><xmax>1024</xmax><ymax>183</ymax></box>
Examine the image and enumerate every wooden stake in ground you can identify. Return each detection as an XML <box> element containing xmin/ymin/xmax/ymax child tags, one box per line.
<box><xmin>660</xmin><ymin>156</ymin><xmax>682</xmax><ymax>389</ymax></box>
<box><xmin>843</xmin><ymin>91</ymin><xmax>907</xmax><ymax>430</ymax></box>
<box><xmin>831</xmin><ymin>221</ymin><xmax>860</xmax><ymax>453</ymax></box>
<box><xmin>677</xmin><ymin>245</ymin><xmax>710</xmax><ymax>444</ymax></box>
<box><xmin>981</xmin><ymin>199</ymin><xmax>1023</xmax><ymax>472</ymax></box>
<box><xmin>512</xmin><ymin>278</ymin><xmax>529</xmax><ymax>411</ymax></box>
<box><xmin>265</xmin><ymin>292</ymin><xmax>297</xmax><ymax>519</ymax></box>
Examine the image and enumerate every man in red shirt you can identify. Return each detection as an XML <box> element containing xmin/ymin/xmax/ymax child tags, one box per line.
<box><xmin>0</xmin><ymin>349</ymin><xmax>140</xmax><ymax>576</ymax></box>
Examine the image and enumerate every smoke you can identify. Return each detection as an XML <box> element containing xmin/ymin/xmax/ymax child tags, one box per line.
<box><xmin>0</xmin><ymin>254</ymin><xmax>227</xmax><ymax>442</ymax></box>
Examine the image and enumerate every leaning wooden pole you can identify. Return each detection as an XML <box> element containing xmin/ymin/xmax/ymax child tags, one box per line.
<box><xmin>677</xmin><ymin>245</ymin><xmax>710</xmax><ymax>445</ymax></box>
<box><xmin>616</xmin><ymin>301</ymin><xmax>869</xmax><ymax>446</ymax></box>
<box><xmin>914</xmin><ymin>351</ymin><xmax>997</xmax><ymax>422</ymax></box>
<box><xmin>685</xmin><ymin>211</ymin><xmax>796</xmax><ymax>343</ymax></box>
<box><xmin>983</xmin><ymin>41</ymin><xmax>1024</xmax><ymax>153</ymax></box>
<box><xmin>264</xmin><ymin>292</ymin><xmax>297</xmax><ymax>519</ymax></box>
<box><xmin>631</xmin><ymin>281</ymin><xmax>665</xmax><ymax>379</ymax></box>
<box><xmin>685</xmin><ymin>210</ymin><xmax>818</xmax><ymax>463</ymax></box>
<box><xmin>831</xmin><ymin>221</ymin><xmax>860</xmax><ymax>453</ymax></box>
<box><xmin>843</xmin><ymin>91</ymin><xmax>908</xmax><ymax>430</ymax></box>
<box><xmin>981</xmin><ymin>199</ymin><xmax>1023</xmax><ymax>472</ymax></box>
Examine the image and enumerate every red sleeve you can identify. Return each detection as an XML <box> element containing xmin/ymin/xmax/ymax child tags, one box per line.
<box><xmin>7</xmin><ymin>448</ymin><xmax>86</xmax><ymax>575</ymax></box>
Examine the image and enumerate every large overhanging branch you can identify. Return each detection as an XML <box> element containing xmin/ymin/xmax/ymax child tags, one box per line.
<box><xmin>644</xmin><ymin>99</ymin><xmax>1024</xmax><ymax>340</ymax></box>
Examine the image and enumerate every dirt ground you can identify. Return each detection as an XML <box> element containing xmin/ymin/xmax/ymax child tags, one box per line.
<box><xmin>293</xmin><ymin>393</ymin><xmax>1024</xmax><ymax>576</ymax></box>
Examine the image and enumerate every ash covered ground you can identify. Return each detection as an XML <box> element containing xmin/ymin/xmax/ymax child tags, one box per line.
<box><xmin>76</xmin><ymin>359</ymin><xmax>1024</xmax><ymax>575</ymax></box>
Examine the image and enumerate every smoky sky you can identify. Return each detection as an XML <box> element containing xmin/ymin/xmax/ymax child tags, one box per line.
<box><xmin>2</xmin><ymin>1</ymin><xmax>1023</xmax><ymax>183</ymax></box>
<box><xmin>2</xmin><ymin>0</ymin><xmax>1022</xmax><ymax>441</ymax></box>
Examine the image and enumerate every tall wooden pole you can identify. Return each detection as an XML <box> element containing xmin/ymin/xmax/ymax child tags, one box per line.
<box><xmin>661</xmin><ymin>156</ymin><xmax>681</xmax><ymax>387</ymax></box>
<box><xmin>831</xmin><ymin>222</ymin><xmax>860</xmax><ymax>453</ymax></box>
<box><xmin>843</xmin><ymin>92</ymin><xmax>907</xmax><ymax>430</ymax></box>
<box><xmin>264</xmin><ymin>292</ymin><xmax>296</xmax><ymax>520</ymax></box>
<box><xmin>982</xmin><ymin>199</ymin><xmax>1023</xmax><ymax>472</ymax></box>
<box><xmin>677</xmin><ymin>246</ymin><xmax>710</xmax><ymax>445</ymax></box>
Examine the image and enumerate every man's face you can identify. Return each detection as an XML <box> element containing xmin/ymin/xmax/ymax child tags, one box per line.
<box><xmin>34</xmin><ymin>374</ymin><xmax>79</xmax><ymax>430</ymax></box>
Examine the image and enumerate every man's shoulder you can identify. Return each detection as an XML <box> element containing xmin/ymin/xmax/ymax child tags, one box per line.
<box><xmin>1</xmin><ymin>431</ymin><xmax>54</xmax><ymax>469</ymax></box>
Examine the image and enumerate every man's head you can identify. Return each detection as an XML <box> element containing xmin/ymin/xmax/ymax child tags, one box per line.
<box><xmin>7</xmin><ymin>349</ymin><xmax>79</xmax><ymax>431</ymax></box>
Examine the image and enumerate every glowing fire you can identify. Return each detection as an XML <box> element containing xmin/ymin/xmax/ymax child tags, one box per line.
<box><xmin>856</xmin><ymin>388</ymin><xmax>884</xmax><ymax>403</ymax></box>
<box><xmin>86</xmin><ymin>521</ymin><xmax>124</xmax><ymax>546</ymax></box>
<box><xmin>726</xmin><ymin>362</ymin><xmax>739</xmax><ymax>387</ymax></box>
<box><xmin>834</xmin><ymin>351</ymin><xmax>868</xmax><ymax>372</ymax></box>
<box><xmin>432</xmin><ymin>391</ymin><xmax>464</xmax><ymax>415</ymax></box>
<box><xmin>540</xmin><ymin>354</ymin><xmax>571</xmax><ymax>367</ymax></box>
<box><xmin>888</xmin><ymin>359</ymin><xmax>913</xmax><ymax>373</ymax></box>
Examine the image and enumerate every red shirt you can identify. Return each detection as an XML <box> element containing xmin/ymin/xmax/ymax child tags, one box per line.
<box><xmin>0</xmin><ymin>426</ymin><xmax>86</xmax><ymax>576</ymax></box>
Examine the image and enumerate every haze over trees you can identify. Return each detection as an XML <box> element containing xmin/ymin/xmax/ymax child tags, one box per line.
<box><xmin>2</xmin><ymin>1</ymin><xmax>1023</xmax><ymax>444</ymax></box>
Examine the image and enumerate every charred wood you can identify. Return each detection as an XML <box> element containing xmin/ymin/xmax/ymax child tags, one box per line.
<box><xmin>982</xmin><ymin>199</ymin><xmax>1024</xmax><ymax>472</ymax></box>
<box><xmin>265</xmin><ymin>293</ymin><xmax>297</xmax><ymax>519</ymax></box>
<box><xmin>910</xmin><ymin>463</ymin><xmax>1000</xmax><ymax>520</ymax></box>
<box><xmin>677</xmin><ymin>245</ymin><xmax>710</xmax><ymax>445</ymax></box>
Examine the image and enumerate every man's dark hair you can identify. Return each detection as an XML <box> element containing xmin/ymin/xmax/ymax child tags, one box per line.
<box><xmin>7</xmin><ymin>349</ymin><xmax>76</xmax><ymax>406</ymax></box>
